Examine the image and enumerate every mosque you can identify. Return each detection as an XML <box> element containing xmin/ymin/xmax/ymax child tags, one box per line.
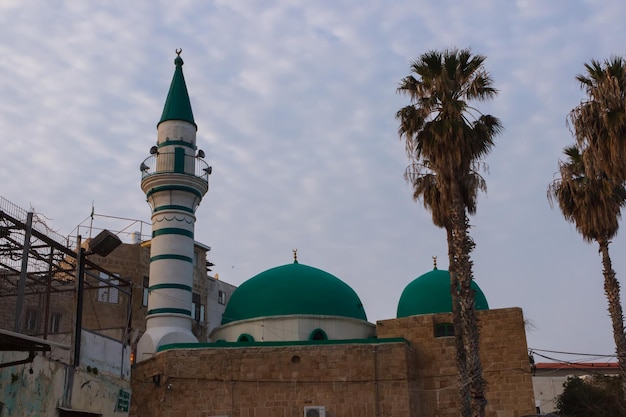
<box><xmin>130</xmin><ymin>52</ymin><xmax>536</xmax><ymax>417</ymax></box>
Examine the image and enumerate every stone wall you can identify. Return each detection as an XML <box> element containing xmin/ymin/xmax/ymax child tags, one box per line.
<box><xmin>131</xmin><ymin>341</ymin><xmax>416</xmax><ymax>417</ymax></box>
<box><xmin>377</xmin><ymin>307</ymin><xmax>535</xmax><ymax>417</ymax></box>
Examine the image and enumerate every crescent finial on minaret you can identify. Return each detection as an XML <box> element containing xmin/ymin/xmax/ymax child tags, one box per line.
<box><xmin>175</xmin><ymin>48</ymin><xmax>182</xmax><ymax>56</ymax></box>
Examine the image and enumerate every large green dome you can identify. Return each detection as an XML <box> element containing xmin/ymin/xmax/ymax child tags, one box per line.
<box><xmin>397</xmin><ymin>268</ymin><xmax>489</xmax><ymax>318</ymax></box>
<box><xmin>221</xmin><ymin>262</ymin><xmax>368</xmax><ymax>325</ymax></box>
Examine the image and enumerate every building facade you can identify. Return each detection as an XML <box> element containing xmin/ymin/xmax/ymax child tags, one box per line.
<box><xmin>126</xmin><ymin>53</ymin><xmax>536</xmax><ymax>417</ymax></box>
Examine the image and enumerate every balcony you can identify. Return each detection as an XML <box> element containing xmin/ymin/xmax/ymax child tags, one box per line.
<box><xmin>140</xmin><ymin>153</ymin><xmax>211</xmax><ymax>183</ymax></box>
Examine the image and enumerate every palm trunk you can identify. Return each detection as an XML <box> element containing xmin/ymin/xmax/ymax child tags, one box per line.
<box><xmin>449</xmin><ymin>192</ymin><xmax>487</xmax><ymax>417</ymax></box>
<box><xmin>597</xmin><ymin>238</ymin><xmax>626</xmax><ymax>400</ymax></box>
<box><xmin>449</xmin><ymin>225</ymin><xmax>472</xmax><ymax>417</ymax></box>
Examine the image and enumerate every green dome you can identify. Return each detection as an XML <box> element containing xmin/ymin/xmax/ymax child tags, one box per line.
<box><xmin>221</xmin><ymin>262</ymin><xmax>367</xmax><ymax>324</ymax></box>
<box><xmin>397</xmin><ymin>268</ymin><xmax>489</xmax><ymax>318</ymax></box>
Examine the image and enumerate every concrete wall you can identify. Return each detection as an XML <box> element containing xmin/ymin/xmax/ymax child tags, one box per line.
<box><xmin>82</xmin><ymin>330</ymin><xmax>132</xmax><ymax>380</ymax></box>
<box><xmin>206</xmin><ymin>276</ymin><xmax>236</xmax><ymax>336</ymax></box>
<box><xmin>0</xmin><ymin>351</ymin><xmax>130</xmax><ymax>417</ymax></box>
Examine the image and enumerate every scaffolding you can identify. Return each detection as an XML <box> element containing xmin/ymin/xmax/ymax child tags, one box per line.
<box><xmin>0</xmin><ymin>196</ymin><xmax>132</xmax><ymax>355</ymax></box>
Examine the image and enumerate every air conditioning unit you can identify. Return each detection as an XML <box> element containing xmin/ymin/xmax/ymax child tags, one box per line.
<box><xmin>304</xmin><ymin>406</ymin><xmax>326</xmax><ymax>417</ymax></box>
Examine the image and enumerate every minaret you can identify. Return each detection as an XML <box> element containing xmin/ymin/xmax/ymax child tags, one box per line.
<box><xmin>136</xmin><ymin>50</ymin><xmax>210</xmax><ymax>361</ymax></box>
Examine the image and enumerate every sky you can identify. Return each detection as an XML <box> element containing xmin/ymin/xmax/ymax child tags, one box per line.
<box><xmin>1</xmin><ymin>0</ymin><xmax>625</xmax><ymax>364</ymax></box>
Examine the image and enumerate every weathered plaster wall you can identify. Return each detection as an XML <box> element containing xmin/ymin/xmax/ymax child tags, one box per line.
<box><xmin>0</xmin><ymin>339</ymin><xmax>131</xmax><ymax>416</ymax></box>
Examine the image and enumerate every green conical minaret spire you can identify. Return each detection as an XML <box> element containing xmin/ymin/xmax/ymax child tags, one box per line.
<box><xmin>158</xmin><ymin>49</ymin><xmax>196</xmax><ymax>129</ymax></box>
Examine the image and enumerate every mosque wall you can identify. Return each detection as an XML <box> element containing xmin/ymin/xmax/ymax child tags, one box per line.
<box><xmin>377</xmin><ymin>307</ymin><xmax>535</xmax><ymax>417</ymax></box>
<box><xmin>131</xmin><ymin>341</ymin><xmax>418</xmax><ymax>417</ymax></box>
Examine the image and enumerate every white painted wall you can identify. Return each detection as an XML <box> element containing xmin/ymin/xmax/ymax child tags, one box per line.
<box><xmin>0</xmin><ymin>351</ymin><xmax>130</xmax><ymax>416</ymax></box>
<box><xmin>210</xmin><ymin>315</ymin><xmax>376</xmax><ymax>342</ymax></box>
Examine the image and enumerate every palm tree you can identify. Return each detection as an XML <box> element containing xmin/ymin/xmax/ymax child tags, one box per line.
<box><xmin>566</xmin><ymin>57</ymin><xmax>626</xmax><ymax>396</ymax></box>
<box><xmin>548</xmin><ymin>145</ymin><xmax>626</xmax><ymax>396</ymax></box>
<box><xmin>570</xmin><ymin>57</ymin><xmax>626</xmax><ymax>181</ymax></box>
<box><xmin>396</xmin><ymin>48</ymin><xmax>502</xmax><ymax>417</ymax></box>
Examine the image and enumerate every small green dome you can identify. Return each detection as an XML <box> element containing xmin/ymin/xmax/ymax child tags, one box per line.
<box><xmin>397</xmin><ymin>268</ymin><xmax>489</xmax><ymax>318</ymax></box>
<box><xmin>221</xmin><ymin>262</ymin><xmax>367</xmax><ymax>324</ymax></box>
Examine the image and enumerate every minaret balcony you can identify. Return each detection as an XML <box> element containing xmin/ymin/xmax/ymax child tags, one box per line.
<box><xmin>140</xmin><ymin>153</ymin><xmax>211</xmax><ymax>183</ymax></box>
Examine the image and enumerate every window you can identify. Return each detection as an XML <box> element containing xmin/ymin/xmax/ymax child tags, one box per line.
<box><xmin>237</xmin><ymin>333</ymin><xmax>254</xmax><ymax>342</ymax></box>
<box><xmin>218</xmin><ymin>290</ymin><xmax>226</xmax><ymax>305</ymax></box>
<box><xmin>115</xmin><ymin>389</ymin><xmax>131</xmax><ymax>412</ymax></box>
<box><xmin>434</xmin><ymin>323</ymin><xmax>454</xmax><ymax>338</ymax></box>
<box><xmin>309</xmin><ymin>329</ymin><xmax>328</xmax><ymax>341</ymax></box>
<box><xmin>192</xmin><ymin>293</ymin><xmax>204</xmax><ymax>322</ymax></box>
<box><xmin>50</xmin><ymin>312</ymin><xmax>62</xmax><ymax>333</ymax></box>
<box><xmin>98</xmin><ymin>272</ymin><xmax>119</xmax><ymax>304</ymax></box>
<box><xmin>25</xmin><ymin>308</ymin><xmax>39</xmax><ymax>333</ymax></box>
<box><xmin>142</xmin><ymin>276</ymin><xmax>149</xmax><ymax>307</ymax></box>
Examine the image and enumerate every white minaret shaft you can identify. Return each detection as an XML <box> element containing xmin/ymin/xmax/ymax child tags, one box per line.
<box><xmin>136</xmin><ymin>51</ymin><xmax>209</xmax><ymax>361</ymax></box>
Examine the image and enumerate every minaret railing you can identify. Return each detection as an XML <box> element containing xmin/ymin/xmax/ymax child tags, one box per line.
<box><xmin>140</xmin><ymin>153</ymin><xmax>210</xmax><ymax>182</ymax></box>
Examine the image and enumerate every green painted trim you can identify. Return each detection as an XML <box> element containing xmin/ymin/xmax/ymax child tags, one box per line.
<box><xmin>157</xmin><ymin>337</ymin><xmax>408</xmax><ymax>352</ymax></box>
<box><xmin>149</xmin><ymin>283</ymin><xmax>193</xmax><ymax>292</ymax></box>
<box><xmin>147</xmin><ymin>308</ymin><xmax>192</xmax><ymax>317</ymax></box>
<box><xmin>146</xmin><ymin>185</ymin><xmax>202</xmax><ymax>199</ymax></box>
<box><xmin>153</xmin><ymin>205</ymin><xmax>194</xmax><ymax>214</ymax></box>
<box><xmin>237</xmin><ymin>333</ymin><xmax>255</xmax><ymax>342</ymax></box>
<box><xmin>152</xmin><ymin>228</ymin><xmax>194</xmax><ymax>239</ymax></box>
<box><xmin>150</xmin><ymin>254</ymin><xmax>193</xmax><ymax>263</ymax></box>
<box><xmin>174</xmin><ymin>148</ymin><xmax>185</xmax><ymax>173</ymax></box>
<box><xmin>159</xmin><ymin>140</ymin><xmax>195</xmax><ymax>149</ymax></box>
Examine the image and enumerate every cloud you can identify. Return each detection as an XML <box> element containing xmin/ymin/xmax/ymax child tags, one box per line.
<box><xmin>1</xmin><ymin>0</ymin><xmax>626</xmax><ymax>358</ymax></box>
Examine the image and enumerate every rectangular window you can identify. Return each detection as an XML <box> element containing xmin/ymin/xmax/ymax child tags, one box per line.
<box><xmin>434</xmin><ymin>323</ymin><xmax>455</xmax><ymax>338</ymax></box>
<box><xmin>98</xmin><ymin>272</ymin><xmax>119</xmax><ymax>304</ymax></box>
<box><xmin>218</xmin><ymin>290</ymin><xmax>226</xmax><ymax>305</ymax></box>
<box><xmin>192</xmin><ymin>292</ymin><xmax>202</xmax><ymax>321</ymax></box>
<box><xmin>116</xmin><ymin>389</ymin><xmax>131</xmax><ymax>412</ymax></box>
<box><xmin>25</xmin><ymin>308</ymin><xmax>39</xmax><ymax>333</ymax></box>
<box><xmin>50</xmin><ymin>312</ymin><xmax>62</xmax><ymax>333</ymax></box>
<box><xmin>142</xmin><ymin>276</ymin><xmax>149</xmax><ymax>307</ymax></box>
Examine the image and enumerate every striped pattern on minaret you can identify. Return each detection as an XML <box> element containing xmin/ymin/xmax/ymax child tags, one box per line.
<box><xmin>136</xmin><ymin>51</ymin><xmax>210</xmax><ymax>361</ymax></box>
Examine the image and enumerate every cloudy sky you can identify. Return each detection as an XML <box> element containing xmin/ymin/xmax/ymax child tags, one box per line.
<box><xmin>1</xmin><ymin>0</ymin><xmax>625</xmax><ymax>363</ymax></box>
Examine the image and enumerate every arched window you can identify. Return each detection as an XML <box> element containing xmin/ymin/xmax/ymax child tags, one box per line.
<box><xmin>237</xmin><ymin>333</ymin><xmax>254</xmax><ymax>342</ymax></box>
<box><xmin>309</xmin><ymin>328</ymin><xmax>328</xmax><ymax>341</ymax></box>
<box><xmin>434</xmin><ymin>323</ymin><xmax>454</xmax><ymax>338</ymax></box>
